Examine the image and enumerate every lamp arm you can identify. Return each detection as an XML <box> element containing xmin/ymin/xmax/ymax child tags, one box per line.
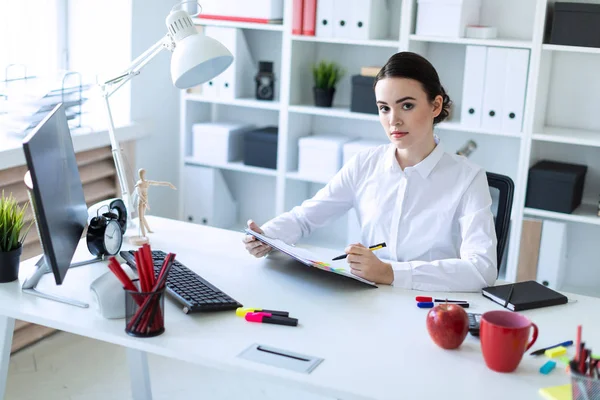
<box><xmin>102</xmin><ymin>35</ymin><xmax>172</xmax><ymax>96</ymax></box>
<box><xmin>100</xmin><ymin>34</ymin><xmax>172</xmax><ymax>225</ymax></box>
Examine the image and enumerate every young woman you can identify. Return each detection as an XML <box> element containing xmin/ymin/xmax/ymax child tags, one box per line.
<box><xmin>243</xmin><ymin>52</ymin><xmax>497</xmax><ymax>292</ymax></box>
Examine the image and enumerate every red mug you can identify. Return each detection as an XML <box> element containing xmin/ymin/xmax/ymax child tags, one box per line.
<box><xmin>480</xmin><ymin>310</ymin><xmax>538</xmax><ymax>373</ymax></box>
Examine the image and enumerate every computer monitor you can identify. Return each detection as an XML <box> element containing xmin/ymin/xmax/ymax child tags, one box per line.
<box><xmin>21</xmin><ymin>103</ymin><xmax>96</xmax><ymax>307</ymax></box>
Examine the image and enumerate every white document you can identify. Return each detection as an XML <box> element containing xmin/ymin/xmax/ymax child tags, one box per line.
<box><xmin>481</xmin><ymin>47</ymin><xmax>507</xmax><ymax>131</ymax></box>
<box><xmin>460</xmin><ymin>45</ymin><xmax>487</xmax><ymax>128</ymax></box>
<box><xmin>501</xmin><ymin>48</ymin><xmax>530</xmax><ymax>133</ymax></box>
<box><xmin>244</xmin><ymin>229</ymin><xmax>377</xmax><ymax>287</ymax></box>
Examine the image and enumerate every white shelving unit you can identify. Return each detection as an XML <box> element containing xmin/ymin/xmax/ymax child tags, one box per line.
<box><xmin>409</xmin><ymin>34</ymin><xmax>533</xmax><ymax>49</ymax></box>
<box><xmin>179</xmin><ymin>0</ymin><xmax>600</xmax><ymax>297</ymax></box>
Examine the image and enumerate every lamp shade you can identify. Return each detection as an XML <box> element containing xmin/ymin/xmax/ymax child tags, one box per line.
<box><xmin>171</xmin><ymin>33</ymin><xmax>233</xmax><ymax>89</ymax></box>
<box><xmin>165</xmin><ymin>9</ymin><xmax>234</xmax><ymax>89</ymax></box>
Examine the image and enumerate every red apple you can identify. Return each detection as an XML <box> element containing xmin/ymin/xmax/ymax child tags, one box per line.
<box><xmin>426</xmin><ymin>303</ymin><xmax>469</xmax><ymax>349</ymax></box>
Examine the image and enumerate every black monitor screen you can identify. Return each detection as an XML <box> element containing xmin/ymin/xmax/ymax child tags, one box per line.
<box><xmin>22</xmin><ymin>103</ymin><xmax>88</xmax><ymax>285</ymax></box>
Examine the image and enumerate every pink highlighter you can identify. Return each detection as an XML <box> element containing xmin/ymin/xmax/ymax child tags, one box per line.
<box><xmin>245</xmin><ymin>312</ymin><xmax>298</xmax><ymax>327</ymax></box>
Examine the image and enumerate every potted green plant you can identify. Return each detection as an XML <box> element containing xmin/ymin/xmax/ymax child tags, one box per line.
<box><xmin>312</xmin><ymin>60</ymin><xmax>345</xmax><ymax>108</ymax></box>
<box><xmin>0</xmin><ymin>192</ymin><xmax>32</xmax><ymax>283</ymax></box>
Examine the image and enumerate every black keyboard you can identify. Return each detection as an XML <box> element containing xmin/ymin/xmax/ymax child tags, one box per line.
<box><xmin>119</xmin><ymin>250</ymin><xmax>243</xmax><ymax>314</ymax></box>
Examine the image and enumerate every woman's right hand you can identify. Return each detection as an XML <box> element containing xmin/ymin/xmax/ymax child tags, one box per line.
<box><xmin>242</xmin><ymin>219</ymin><xmax>272</xmax><ymax>258</ymax></box>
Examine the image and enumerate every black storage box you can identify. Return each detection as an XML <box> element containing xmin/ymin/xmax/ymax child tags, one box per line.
<box><xmin>244</xmin><ymin>126</ymin><xmax>278</xmax><ymax>169</ymax></box>
<box><xmin>350</xmin><ymin>75</ymin><xmax>378</xmax><ymax>115</ymax></box>
<box><xmin>525</xmin><ymin>160</ymin><xmax>588</xmax><ymax>214</ymax></box>
<box><xmin>549</xmin><ymin>2</ymin><xmax>600</xmax><ymax>48</ymax></box>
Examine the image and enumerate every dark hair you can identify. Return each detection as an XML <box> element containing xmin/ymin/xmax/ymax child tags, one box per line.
<box><xmin>374</xmin><ymin>52</ymin><xmax>452</xmax><ymax>125</ymax></box>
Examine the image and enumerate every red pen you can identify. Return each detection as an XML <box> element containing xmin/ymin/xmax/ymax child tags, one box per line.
<box><xmin>416</xmin><ymin>296</ymin><xmax>468</xmax><ymax>303</ymax></box>
<box><xmin>579</xmin><ymin>347</ymin><xmax>587</xmax><ymax>375</ymax></box>
<box><xmin>245</xmin><ymin>312</ymin><xmax>298</xmax><ymax>327</ymax></box>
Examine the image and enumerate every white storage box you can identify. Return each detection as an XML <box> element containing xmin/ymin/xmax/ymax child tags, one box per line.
<box><xmin>416</xmin><ymin>0</ymin><xmax>481</xmax><ymax>38</ymax></box>
<box><xmin>192</xmin><ymin>122</ymin><xmax>254</xmax><ymax>165</ymax></box>
<box><xmin>343</xmin><ymin>139</ymin><xmax>388</xmax><ymax>165</ymax></box>
<box><xmin>298</xmin><ymin>135</ymin><xmax>352</xmax><ymax>180</ymax></box>
<box><xmin>199</xmin><ymin>0</ymin><xmax>283</xmax><ymax>23</ymax></box>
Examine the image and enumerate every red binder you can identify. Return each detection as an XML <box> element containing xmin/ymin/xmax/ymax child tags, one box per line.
<box><xmin>302</xmin><ymin>0</ymin><xmax>317</xmax><ymax>36</ymax></box>
<box><xmin>292</xmin><ymin>0</ymin><xmax>304</xmax><ymax>35</ymax></box>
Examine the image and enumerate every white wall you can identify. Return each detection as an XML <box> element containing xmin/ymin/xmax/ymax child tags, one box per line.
<box><xmin>131</xmin><ymin>0</ymin><xmax>180</xmax><ymax>219</ymax></box>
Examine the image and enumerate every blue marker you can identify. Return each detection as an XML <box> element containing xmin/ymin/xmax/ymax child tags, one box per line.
<box><xmin>417</xmin><ymin>302</ymin><xmax>469</xmax><ymax>309</ymax></box>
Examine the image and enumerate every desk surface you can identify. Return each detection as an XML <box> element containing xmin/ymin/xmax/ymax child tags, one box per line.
<box><xmin>2</xmin><ymin>216</ymin><xmax>598</xmax><ymax>400</ymax></box>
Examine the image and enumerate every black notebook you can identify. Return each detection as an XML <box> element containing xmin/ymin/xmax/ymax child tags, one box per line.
<box><xmin>482</xmin><ymin>280</ymin><xmax>568</xmax><ymax>311</ymax></box>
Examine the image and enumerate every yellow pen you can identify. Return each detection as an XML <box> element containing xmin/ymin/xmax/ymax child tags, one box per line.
<box><xmin>332</xmin><ymin>242</ymin><xmax>387</xmax><ymax>261</ymax></box>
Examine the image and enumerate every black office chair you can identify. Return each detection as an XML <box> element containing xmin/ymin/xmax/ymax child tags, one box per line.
<box><xmin>487</xmin><ymin>172</ymin><xmax>514</xmax><ymax>273</ymax></box>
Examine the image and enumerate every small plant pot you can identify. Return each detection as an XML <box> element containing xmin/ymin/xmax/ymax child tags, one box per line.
<box><xmin>0</xmin><ymin>245</ymin><xmax>22</xmax><ymax>283</ymax></box>
<box><xmin>313</xmin><ymin>87</ymin><xmax>335</xmax><ymax>108</ymax></box>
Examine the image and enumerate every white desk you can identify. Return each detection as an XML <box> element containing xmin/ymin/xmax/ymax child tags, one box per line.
<box><xmin>0</xmin><ymin>216</ymin><xmax>597</xmax><ymax>400</ymax></box>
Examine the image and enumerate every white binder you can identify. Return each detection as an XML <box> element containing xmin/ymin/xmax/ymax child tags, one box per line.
<box><xmin>481</xmin><ymin>47</ymin><xmax>507</xmax><ymax>131</ymax></box>
<box><xmin>203</xmin><ymin>26</ymin><xmax>254</xmax><ymax>99</ymax></box>
<box><xmin>183</xmin><ymin>165</ymin><xmax>238</xmax><ymax>229</ymax></box>
<box><xmin>202</xmin><ymin>79</ymin><xmax>219</xmax><ymax>98</ymax></box>
<box><xmin>332</xmin><ymin>0</ymin><xmax>352</xmax><ymax>38</ymax></box>
<box><xmin>501</xmin><ymin>48</ymin><xmax>530</xmax><ymax>133</ymax></box>
<box><xmin>315</xmin><ymin>0</ymin><xmax>334</xmax><ymax>38</ymax></box>
<box><xmin>348</xmin><ymin>0</ymin><xmax>389</xmax><ymax>40</ymax></box>
<box><xmin>460</xmin><ymin>45</ymin><xmax>487</xmax><ymax>128</ymax></box>
<box><xmin>536</xmin><ymin>220</ymin><xmax>567</xmax><ymax>290</ymax></box>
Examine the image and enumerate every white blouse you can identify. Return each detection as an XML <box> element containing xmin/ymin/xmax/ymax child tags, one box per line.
<box><xmin>260</xmin><ymin>139</ymin><xmax>498</xmax><ymax>292</ymax></box>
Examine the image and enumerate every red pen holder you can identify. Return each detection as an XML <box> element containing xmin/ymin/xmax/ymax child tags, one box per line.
<box><xmin>571</xmin><ymin>370</ymin><xmax>600</xmax><ymax>400</ymax></box>
<box><xmin>124</xmin><ymin>280</ymin><xmax>165</xmax><ymax>338</ymax></box>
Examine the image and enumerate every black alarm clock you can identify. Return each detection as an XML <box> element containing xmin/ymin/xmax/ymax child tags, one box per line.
<box><xmin>86</xmin><ymin>211</ymin><xmax>124</xmax><ymax>257</ymax></box>
<box><xmin>88</xmin><ymin>198</ymin><xmax>127</xmax><ymax>235</ymax></box>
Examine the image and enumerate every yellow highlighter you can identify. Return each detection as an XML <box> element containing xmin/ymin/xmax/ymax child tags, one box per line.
<box><xmin>331</xmin><ymin>242</ymin><xmax>387</xmax><ymax>261</ymax></box>
<box><xmin>545</xmin><ymin>346</ymin><xmax>567</xmax><ymax>358</ymax></box>
<box><xmin>235</xmin><ymin>307</ymin><xmax>289</xmax><ymax>317</ymax></box>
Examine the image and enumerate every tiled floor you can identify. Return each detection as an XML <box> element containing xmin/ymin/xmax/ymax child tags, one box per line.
<box><xmin>6</xmin><ymin>332</ymin><xmax>333</xmax><ymax>400</ymax></box>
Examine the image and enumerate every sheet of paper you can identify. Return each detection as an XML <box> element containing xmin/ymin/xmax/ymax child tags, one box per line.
<box><xmin>245</xmin><ymin>229</ymin><xmax>376</xmax><ymax>287</ymax></box>
<box><xmin>245</xmin><ymin>230</ymin><xmax>327</xmax><ymax>265</ymax></box>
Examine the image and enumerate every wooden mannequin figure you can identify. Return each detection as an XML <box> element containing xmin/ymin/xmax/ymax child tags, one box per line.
<box><xmin>129</xmin><ymin>168</ymin><xmax>177</xmax><ymax>246</ymax></box>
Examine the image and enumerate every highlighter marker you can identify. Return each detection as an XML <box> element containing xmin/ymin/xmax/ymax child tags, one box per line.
<box><xmin>245</xmin><ymin>312</ymin><xmax>298</xmax><ymax>326</ymax></box>
<box><xmin>235</xmin><ymin>307</ymin><xmax>289</xmax><ymax>317</ymax></box>
<box><xmin>417</xmin><ymin>302</ymin><xmax>469</xmax><ymax>309</ymax></box>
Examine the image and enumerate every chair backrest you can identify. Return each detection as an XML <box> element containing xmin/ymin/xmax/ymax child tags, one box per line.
<box><xmin>486</xmin><ymin>172</ymin><xmax>515</xmax><ymax>272</ymax></box>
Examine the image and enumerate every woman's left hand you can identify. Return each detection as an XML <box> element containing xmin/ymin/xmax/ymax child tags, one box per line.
<box><xmin>345</xmin><ymin>243</ymin><xmax>394</xmax><ymax>285</ymax></box>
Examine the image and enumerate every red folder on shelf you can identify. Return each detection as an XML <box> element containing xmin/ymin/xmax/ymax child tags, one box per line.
<box><xmin>292</xmin><ymin>0</ymin><xmax>304</xmax><ymax>35</ymax></box>
<box><xmin>302</xmin><ymin>0</ymin><xmax>317</xmax><ymax>36</ymax></box>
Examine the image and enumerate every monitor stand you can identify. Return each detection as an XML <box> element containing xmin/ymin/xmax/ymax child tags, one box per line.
<box><xmin>21</xmin><ymin>255</ymin><xmax>102</xmax><ymax>308</ymax></box>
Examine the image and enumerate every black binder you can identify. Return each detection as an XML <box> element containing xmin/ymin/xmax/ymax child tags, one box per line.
<box><xmin>482</xmin><ymin>280</ymin><xmax>568</xmax><ymax>311</ymax></box>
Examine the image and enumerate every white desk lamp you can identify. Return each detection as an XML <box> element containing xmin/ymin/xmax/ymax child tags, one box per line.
<box><xmin>99</xmin><ymin>2</ymin><xmax>233</xmax><ymax>225</ymax></box>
